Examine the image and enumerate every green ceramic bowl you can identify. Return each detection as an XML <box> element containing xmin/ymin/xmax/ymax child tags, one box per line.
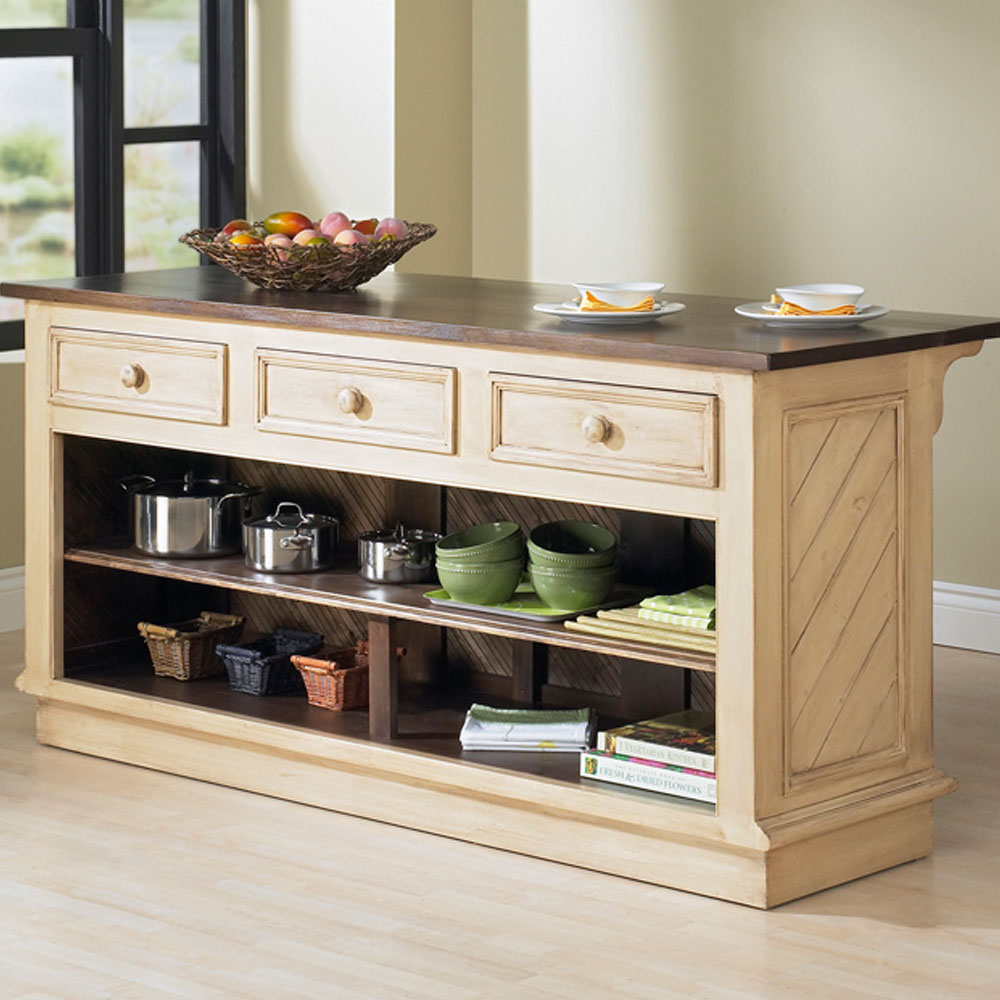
<box><xmin>436</xmin><ymin>554</ymin><xmax>524</xmax><ymax>605</ymax></box>
<box><xmin>527</xmin><ymin>520</ymin><xmax>617</xmax><ymax>569</ymax></box>
<box><xmin>528</xmin><ymin>562</ymin><xmax>616</xmax><ymax>611</ymax></box>
<box><xmin>436</xmin><ymin>521</ymin><xmax>523</xmax><ymax>563</ymax></box>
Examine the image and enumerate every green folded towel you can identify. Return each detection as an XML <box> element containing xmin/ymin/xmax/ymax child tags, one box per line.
<box><xmin>639</xmin><ymin>585</ymin><xmax>716</xmax><ymax>628</ymax></box>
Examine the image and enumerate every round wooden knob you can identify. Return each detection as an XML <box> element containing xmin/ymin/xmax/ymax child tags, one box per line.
<box><xmin>581</xmin><ymin>414</ymin><xmax>611</xmax><ymax>444</ymax></box>
<box><xmin>120</xmin><ymin>363</ymin><xmax>145</xmax><ymax>389</ymax></box>
<box><xmin>337</xmin><ymin>386</ymin><xmax>364</xmax><ymax>414</ymax></box>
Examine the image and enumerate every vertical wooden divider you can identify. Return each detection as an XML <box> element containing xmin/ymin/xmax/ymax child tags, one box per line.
<box><xmin>511</xmin><ymin>641</ymin><xmax>548</xmax><ymax>704</ymax></box>
<box><xmin>368</xmin><ymin>616</ymin><xmax>399</xmax><ymax>739</ymax></box>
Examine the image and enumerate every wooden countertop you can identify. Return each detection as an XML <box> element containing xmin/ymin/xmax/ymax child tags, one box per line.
<box><xmin>4</xmin><ymin>266</ymin><xmax>999</xmax><ymax>370</ymax></box>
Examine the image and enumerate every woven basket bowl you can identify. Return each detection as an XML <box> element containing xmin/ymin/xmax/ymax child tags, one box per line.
<box><xmin>179</xmin><ymin>221</ymin><xmax>437</xmax><ymax>291</ymax></box>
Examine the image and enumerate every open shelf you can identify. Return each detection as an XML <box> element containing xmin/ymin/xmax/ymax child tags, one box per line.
<box><xmin>64</xmin><ymin>545</ymin><xmax>716</xmax><ymax>673</ymax></box>
<box><xmin>62</xmin><ymin>654</ymin><xmax>714</xmax><ymax>814</ymax></box>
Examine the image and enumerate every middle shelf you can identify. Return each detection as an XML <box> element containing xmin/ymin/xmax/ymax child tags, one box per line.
<box><xmin>64</xmin><ymin>545</ymin><xmax>716</xmax><ymax>673</ymax></box>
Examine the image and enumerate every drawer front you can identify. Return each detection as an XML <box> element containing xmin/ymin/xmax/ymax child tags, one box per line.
<box><xmin>50</xmin><ymin>327</ymin><xmax>227</xmax><ymax>425</ymax></box>
<box><xmin>490</xmin><ymin>374</ymin><xmax>718</xmax><ymax>487</ymax></box>
<box><xmin>256</xmin><ymin>349</ymin><xmax>457</xmax><ymax>454</ymax></box>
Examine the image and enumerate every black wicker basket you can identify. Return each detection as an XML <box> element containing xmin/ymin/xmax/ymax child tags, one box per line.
<box><xmin>217</xmin><ymin>628</ymin><xmax>324</xmax><ymax>696</ymax></box>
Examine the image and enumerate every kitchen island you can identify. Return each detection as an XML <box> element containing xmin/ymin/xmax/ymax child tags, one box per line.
<box><xmin>4</xmin><ymin>267</ymin><xmax>998</xmax><ymax>907</ymax></box>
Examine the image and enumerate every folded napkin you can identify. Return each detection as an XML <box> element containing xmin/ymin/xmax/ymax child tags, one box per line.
<box><xmin>639</xmin><ymin>585</ymin><xmax>715</xmax><ymax>623</ymax></box>
<box><xmin>770</xmin><ymin>293</ymin><xmax>856</xmax><ymax>316</ymax></box>
<box><xmin>777</xmin><ymin>301</ymin><xmax>856</xmax><ymax>316</ymax></box>
<box><xmin>459</xmin><ymin>704</ymin><xmax>595</xmax><ymax>751</ymax></box>
<box><xmin>579</xmin><ymin>290</ymin><xmax>656</xmax><ymax>312</ymax></box>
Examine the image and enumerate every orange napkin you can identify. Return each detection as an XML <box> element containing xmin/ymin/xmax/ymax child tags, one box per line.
<box><xmin>776</xmin><ymin>301</ymin><xmax>856</xmax><ymax>316</ymax></box>
<box><xmin>579</xmin><ymin>291</ymin><xmax>656</xmax><ymax>312</ymax></box>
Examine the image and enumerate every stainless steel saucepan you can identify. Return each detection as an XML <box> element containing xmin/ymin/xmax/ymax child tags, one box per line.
<box><xmin>358</xmin><ymin>524</ymin><xmax>441</xmax><ymax>584</ymax></box>
<box><xmin>242</xmin><ymin>501</ymin><xmax>339</xmax><ymax>574</ymax></box>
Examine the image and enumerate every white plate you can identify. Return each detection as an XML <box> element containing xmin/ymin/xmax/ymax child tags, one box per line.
<box><xmin>534</xmin><ymin>300</ymin><xmax>685</xmax><ymax>325</ymax></box>
<box><xmin>735</xmin><ymin>302</ymin><xmax>889</xmax><ymax>329</ymax></box>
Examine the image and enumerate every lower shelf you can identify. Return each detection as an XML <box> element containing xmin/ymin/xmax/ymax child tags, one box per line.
<box><xmin>65</xmin><ymin>656</ymin><xmax>715</xmax><ymax>801</ymax></box>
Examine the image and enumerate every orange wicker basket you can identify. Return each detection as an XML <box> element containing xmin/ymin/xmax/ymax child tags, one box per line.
<box><xmin>291</xmin><ymin>642</ymin><xmax>371</xmax><ymax>711</ymax></box>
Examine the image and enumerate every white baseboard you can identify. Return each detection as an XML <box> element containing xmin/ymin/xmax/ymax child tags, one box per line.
<box><xmin>0</xmin><ymin>565</ymin><xmax>25</xmax><ymax>634</ymax></box>
<box><xmin>933</xmin><ymin>580</ymin><xmax>1000</xmax><ymax>655</ymax></box>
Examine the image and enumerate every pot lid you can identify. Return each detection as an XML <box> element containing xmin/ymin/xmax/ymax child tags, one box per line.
<box><xmin>124</xmin><ymin>472</ymin><xmax>259</xmax><ymax>499</ymax></box>
<box><xmin>245</xmin><ymin>501</ymin><xmax>339</xmax><ymax>530</ymax></box>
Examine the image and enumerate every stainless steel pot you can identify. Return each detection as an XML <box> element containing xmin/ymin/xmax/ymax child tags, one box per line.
<box><xmin>242</xmin><ymin>502</ymin><xmax>339</xmax><ymax>574</ymax></box>
<box><xmin>122</xmin><ymin>473</ymin><xmax>261</xmax><ymax>558</ymax></box>
<box><xmin>358</xmin><ymin>525</ymin><xmax>441</xmax><ymax>584</ymax></box>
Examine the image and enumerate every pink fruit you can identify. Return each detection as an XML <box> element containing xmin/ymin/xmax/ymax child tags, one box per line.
<box><xmin>333</xmin><ymin>229</ymin><xmax>370</xmax><ymax>247</ymax></box>
<box><xmin>374</xmin><ymin>217</ymin><xmax>408</xmax><ymax>241</ymax></box>
<box><xmin>264</xmin><ymin>233</ymin><xmax>293</xmax><ymax>261</ymax></box>
<box><xmin>318</xmin><ymin>211</ymin><xmax>352</xmax><ymax>239</ymax></box>
<box><xmin>292</xmin><ymin>228</ymin><xmax>324</xmax><ymax>246</ymax></box>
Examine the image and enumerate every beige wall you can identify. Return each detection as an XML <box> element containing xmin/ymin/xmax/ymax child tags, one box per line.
<box><xmin>0</xmin><ymin>357</ymin><xmax>24</xmax><ymax>570</ymax></box>
<box><xmin>246</xmin><ymin>0</ymin><xmax>395</xmax><ymax>226</ymax></box>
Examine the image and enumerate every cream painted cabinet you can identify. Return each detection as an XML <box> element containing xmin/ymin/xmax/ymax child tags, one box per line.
<box><xmin>7</xmin><ymin>269</ymin><xmax>998</xmax><ymax>908</ymax></box>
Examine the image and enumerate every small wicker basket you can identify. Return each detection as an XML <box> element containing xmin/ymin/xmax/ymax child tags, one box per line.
<box><xmin>291</xmin><ymin>642</ymin><xmax>371</xmax><ymax>712</ymax></box>
<box><xmin>216</xmin><ymin>628</ymin><xmax>324</xmax><ymax>696</ymax></box>
<box><xmin>137</xmin><ymin>612</ymin><xmax>245</xmax><ymax>681</ymax></box>
<box><xmin>179</xmin><ymin>221</ymin><xmax>436</xmax><ymax>292</ymax></box>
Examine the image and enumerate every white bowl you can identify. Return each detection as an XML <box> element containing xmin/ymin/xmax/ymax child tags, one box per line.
<box><xmin>573</xmin><ymin>281</ymin><xmax>664</xmax><ymax>308</ymax></box>
<box><xmin>775</xmin><ymin>283</ymin><xmax>864</xmax><ymax>311</ymax></box>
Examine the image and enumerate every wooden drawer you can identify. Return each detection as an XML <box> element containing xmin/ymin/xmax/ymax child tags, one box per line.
<box><xmin>489</xmin><ymin>373</ymin><xmax>718</xmax><ymax>487</ymax></box>
<box><xmin>256</xmin><ymin>349</ymin><xmax>457</xmax><ymax>454</ymax></box>
<box><xmin>49</xmin><ymin>327</ymin><xmax>227</xmax><ymax>425</ymax></box>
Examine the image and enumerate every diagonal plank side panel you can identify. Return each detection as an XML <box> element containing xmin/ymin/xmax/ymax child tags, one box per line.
<box><xmin>787</xmin><ymin>410</ymin><xmax>898</xmax><ymax>646</ymax></box>
<box><xmin>783</xmin><ymin>396</ymin><xmax>905</xmax><ymax>789</ymax></box>
<box><xmin>786</xmin><ymin>408</ymin><xmax>881</xmax><ymax>571</ymax></box>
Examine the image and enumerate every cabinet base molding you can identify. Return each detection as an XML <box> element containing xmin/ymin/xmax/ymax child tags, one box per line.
<box><xmin>36</xmin><ymin>695</ymin><xmax>946</xmax><ymax>909</ymax></box>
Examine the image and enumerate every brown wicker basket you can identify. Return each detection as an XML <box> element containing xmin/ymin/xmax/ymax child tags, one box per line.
<box><xmin>179</xmin><ymin>221</ymin><xmax>436</xmax><ymax>291</ymax></box>
<box><xmin>137</xmin><ymin>612</ymin><xmax>245</xmax><ymax>681</ymax></box>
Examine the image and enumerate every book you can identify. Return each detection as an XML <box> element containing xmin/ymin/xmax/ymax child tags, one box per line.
<box><xmin>459</xmin><ymin>703</ymin><xmax>595</xmax><ymax>752</ymax></box>
<box><xmin>580</xmin><ymin>750</ymin><xmax>716</xmax><ymax>804</ymax></box>
<box><xmin>597</xmin><ymin>709</ymin><xmax>715</xmax><ymax>773</ymax></box>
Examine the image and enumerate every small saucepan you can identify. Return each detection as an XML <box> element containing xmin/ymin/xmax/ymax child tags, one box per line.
<box><xmin>243</xmin><ymin>502</ymin><xmax>339</xmax><ymax>574</ymax></box>
<box><xmin>358</xmin><ymin>525</ymin><xmax>442</xmax><ymax>584</ymax></box>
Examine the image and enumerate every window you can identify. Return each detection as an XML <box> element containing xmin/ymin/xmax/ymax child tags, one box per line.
<box><xmin>0</xmin><ymin>0</ymin><xmax>245</xmax><ymax>350</ymax></box>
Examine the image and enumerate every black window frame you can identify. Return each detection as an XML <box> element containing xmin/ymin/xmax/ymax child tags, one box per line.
<box><xmin>0</xmin><ymin>0</ymin><xmax>246</xmax><ymax>351</ymax></box>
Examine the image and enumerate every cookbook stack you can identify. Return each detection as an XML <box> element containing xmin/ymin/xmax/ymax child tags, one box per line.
<box><xmin>580</xmin><ymin>709</ymin><xmax>717</xmax><ymax>804</ymax></box>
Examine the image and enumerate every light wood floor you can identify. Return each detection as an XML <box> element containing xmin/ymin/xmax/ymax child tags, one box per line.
<box><xmin>1</xmin><ymin>630</ymin><xmax>998</xmax><ymax>1000</ymax></box>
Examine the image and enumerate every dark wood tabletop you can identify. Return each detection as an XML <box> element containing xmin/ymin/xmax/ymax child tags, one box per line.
<box><xmin>4</xmin><ymin>266</ymin><xmax>998</xmax><ymax>371</ymax></box>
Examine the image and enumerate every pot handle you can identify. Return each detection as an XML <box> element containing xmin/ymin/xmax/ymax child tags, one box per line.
<box><xmin>272</xmin><ymin>501</ymin><xmax>306</xmax><ymax>522</ymax></box>
<box><xmin>279</xmin><ymin>532</ymin><xmax>314</xmax><ymax>550</ymax></box>
<box><xmin>217</xmin><ymin>483</ymin><xmax>264</xmax><ymax>505</ymax></box>
<box><xmin>119</xmin><ymin>474</ymin><xmax>156</xmax><ymax>492</ymax></box>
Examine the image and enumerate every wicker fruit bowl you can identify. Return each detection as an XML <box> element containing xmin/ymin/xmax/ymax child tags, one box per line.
<box><xmin>179</xmin><ymin>220</ymin><xmax>436</xmax><ymax>292</ymax></box>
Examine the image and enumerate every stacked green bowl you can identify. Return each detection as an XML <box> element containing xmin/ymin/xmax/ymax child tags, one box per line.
<box><xmin>527</xmin><ymin>520</ymin><xmax>617</xmax><ymax>610</ymax></box>
<box><xmin>435</xmin><ymin>521</ymin><xmax>524</xmax><ymax>605</ymax></box>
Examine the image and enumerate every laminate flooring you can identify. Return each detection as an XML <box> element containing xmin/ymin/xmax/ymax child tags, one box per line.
<box><xmin>1</xmin><ymin>630</ymin><xmax>998</xmax><ymax>999</ymax></box>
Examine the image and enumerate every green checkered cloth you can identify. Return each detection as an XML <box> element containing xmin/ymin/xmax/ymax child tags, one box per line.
<box><xmin>639</xmin><ymin>585</ymin><xmax>716</xmax><ymax>630</ymax></box>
